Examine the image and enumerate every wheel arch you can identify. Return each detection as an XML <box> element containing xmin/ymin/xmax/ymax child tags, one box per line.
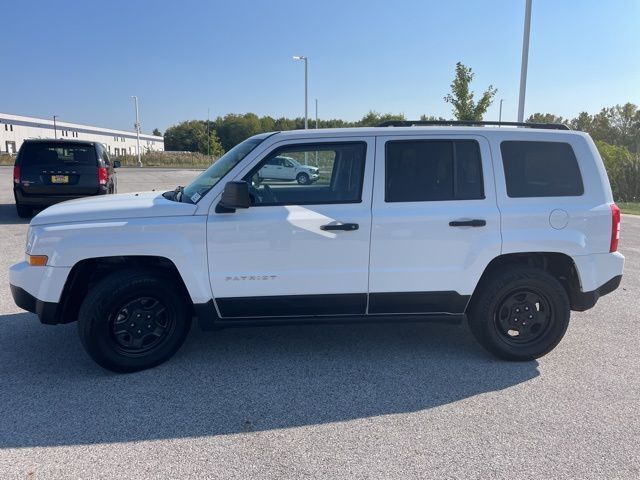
<box><xmin>57</xmin><ymin>255</ymin><xmax>195</xmax><ymax>324</ymax></box>
<box><xmin>468</xmin><ymin>252</ymin><xmax>584</xmax><ymax>312</ymax></box>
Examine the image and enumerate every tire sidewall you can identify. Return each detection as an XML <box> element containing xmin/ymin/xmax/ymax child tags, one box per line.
<box><xmin>78</xmin><ymin>272</ymin><xmax>191</xmax><ymax>372</ymax></box>
<box><xmin>469</xmin><ymin>268</ymin><xmax>570</xmax><ymax>360</ymax></box>
<box><xmin>296</xmin><ymin>172</ymin><xmax>309</xmax><ymax>185</ymax></box>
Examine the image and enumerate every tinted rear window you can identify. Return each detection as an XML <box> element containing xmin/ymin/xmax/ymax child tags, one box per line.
<box><xmin>500</xmin><ymin>141</ymin><xmax>583</xmax><ymax>197</ymax></box>
<box><xmin>385</xmin><ymin>140</ymin><xmax>484</xmax><ymax>202</ymax></box>
<box><xmin>19</xmin><ymin>143</ymin><xmax>97</xmax><ymax>166</ymax></box>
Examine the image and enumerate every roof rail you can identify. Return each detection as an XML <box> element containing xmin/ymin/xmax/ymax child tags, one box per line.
<box><xmin>377</xmin><ymin>120</ymin><xmax>571</xmax><ymax>130</ymax></box>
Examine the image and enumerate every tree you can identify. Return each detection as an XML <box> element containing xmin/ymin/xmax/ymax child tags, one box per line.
<box><xmin>152</xmin><ymin>128</ymin><xmax>162</xmax><ymax>136</ymax></box>
<box><xmin>420</xmin><ymin>114</ymin><xmax>448</xmax><ymax>121</ymax></box>
<box><xmin>596</xmin><ymin>140</ymin><xmax>640</xmax><ymax>201</ymax></box>
<box><xmin>357</xmin><ymin>111</ymin><xmax>405</xmax><ymax>127</ymax></box>
<box><xmin>444</xmin><ymin>62</ymin><xmax>497</xmax><ymax>121</ymax></box>
<box><xmin>526</xmin><ymin>113</ymin><xmax>567</xmax><ymax>125</ymax></box>
<box><xmin>164</xmin><ymin>120</ymin><xmax>224</xmax><ymax>155</ymax></box>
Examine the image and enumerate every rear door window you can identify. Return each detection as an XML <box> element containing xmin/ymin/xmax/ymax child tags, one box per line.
<box><xmin>385</xmin><ymin>139</ymin><xmax>484</xmax><ymax>202</ymax></box>
<box><xmin>500</xmin><ymin>141</ymin><xmax>584</xmax><ymax>197</ymax></box>
<box><xmin>19</xmin><ymin>143</ymin><xmax>97</xmax><ymax>166</ymax></box>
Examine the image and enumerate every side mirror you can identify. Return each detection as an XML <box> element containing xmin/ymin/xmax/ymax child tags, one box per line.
<box><xmin>218</xmin><ymin>181</ymin><xmax>250</xmax><ymax>211</ymax></box>
<box><xmin>113</xmin><ymin>160</ymin><xmax>121</xmax><ymax>168</ymax></box>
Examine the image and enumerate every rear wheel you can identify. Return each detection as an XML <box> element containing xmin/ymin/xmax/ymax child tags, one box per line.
<box><xmin>16</xmin><ymin>203</ymin><xmax>33</xmax><ymax>218</ymax></box>
<box><xmin>77</xmin><ymin>269</ymin><xmax>192</xmax><ymax>373</ymax></box>
<box><xmin>467</xmin><ymin>266</ymin><xmax>570</xmax><ymax>361</ymax></box>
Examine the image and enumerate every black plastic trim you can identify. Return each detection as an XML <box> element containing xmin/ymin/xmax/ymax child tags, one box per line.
<box><xmin>216</xmin><ymin>293</ymin><xmax>367</xmax><ymax>318</ymax></box>
<box><xmin>368</xmin><ymin>291</ymin><xmax>470</xmax><ymax>314</ymax></box>
<box><xmin>10</xmin><ymin>284</ymin><xmax>60</xmax><ymax>325</ymax></box>
<box><xmin>570</xmin><ymin>274</ymin><xmax>623</xmax><ymax>312</ymax></box>
<box><xmin>193</xmin><ymin>297</ymin><xmax>463</xmax><ymax>330</ymax></box>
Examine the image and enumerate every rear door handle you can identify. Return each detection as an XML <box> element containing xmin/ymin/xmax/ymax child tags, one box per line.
<box><xmin>320</xmin><ymin>222</ymin><xmax>359</xmax><ymax>231</ymax></box>
<box><xmin>449</xmin><ymin>219</ymin><xmax>486</xmax><ymax>227</ymax></box>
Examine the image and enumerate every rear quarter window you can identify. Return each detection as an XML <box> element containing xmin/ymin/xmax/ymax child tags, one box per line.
<box><xmin>500</xmin><ymin>141</ymin><xmax>584</xmax><ymax>197</ymax></box>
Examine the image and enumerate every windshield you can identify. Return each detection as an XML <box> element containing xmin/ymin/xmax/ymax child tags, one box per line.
<box><xmin>182</xmin><ymin>133</ymin><xmax>274</xmax><ymax>203</ymax></box>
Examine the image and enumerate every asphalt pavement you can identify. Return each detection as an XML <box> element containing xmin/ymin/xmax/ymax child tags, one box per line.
<box><xmin>0</xmin><ymin>166</ymin><xmax>638</xmax><ymax>479</ymax></box>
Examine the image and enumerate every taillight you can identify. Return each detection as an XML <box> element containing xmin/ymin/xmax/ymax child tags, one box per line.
<box><xmin>610</xmin><ymin>203</ymin><xmax>621</xmax><ymax>252</ymax></box>
<box><xmin>13</xmin><ymin>166</ymin><xmax>20</xmax><ymax>184</ymax></box>
<box><xmin>98</xmin><ymin>167</ymin><xmax>109</xmax><ymax>185</ymax></box>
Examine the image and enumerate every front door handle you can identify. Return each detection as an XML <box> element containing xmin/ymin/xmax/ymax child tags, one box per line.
<box><xmin>320</xmin><ymin>222</ymin><xmax>359</xmax><ymax>231</ymax></box>
<box><xmin>449</xmin><ymin>219</ymin><xmax>486</xmax><ymax>227</ymax></box>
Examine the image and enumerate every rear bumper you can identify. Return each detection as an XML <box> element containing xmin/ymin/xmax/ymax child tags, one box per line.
<box><xmin>570</xmin><ymin>252</ymin><xmax>624</xmax><ymax>311</ymax></box>
<box><xmin>14</xmin><ymin>186</ymin><xmax>108</xmax><ymax>206</ymax></box>
<box><xmin>570</xmin><ymin>274</ymin><xmax>622</xmax><ymax>312</ymax></box>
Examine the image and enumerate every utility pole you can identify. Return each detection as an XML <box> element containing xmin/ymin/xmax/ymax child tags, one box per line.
<box><xmin>131</xmin><ymin>96</ymin><xmax>142</xmax><ymax>167</ymax></box>
<box><xmin>53</xmin><ymin>115</ymin><xmax>57</xmax><ymax>139</ymax></box>
<box><xmin>499</xmin><ymin>99</ymin><xmax>505</xmax><ymax>124</ymax></box>
<box><xmin>517</xmin><ymin>0</ymin><xmax>532</xmax><ymax>123</ymax></box>
<box><xmin>293</xmin><ymin>56</ymin><xmax>308</xmax><ymax>129</ymax></box>
<box><xmin>315</xmin><ymin>99</ymin><xmax>319</xmax><ymax>165</ymax></box>
<box><xmin>207</xmin><ymin>107</ymin><xmax>210</xmax><ymax>157</ymax></box>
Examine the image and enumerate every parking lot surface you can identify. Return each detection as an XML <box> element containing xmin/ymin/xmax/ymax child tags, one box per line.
<box><xmin>0</xmin><ymin>166</ymin><xmax>638</xmax><ymax>479</ymax></box>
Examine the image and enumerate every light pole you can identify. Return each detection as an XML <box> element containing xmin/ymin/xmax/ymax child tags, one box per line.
<box><xmin>207</xmin><ymin>107</ymin><xmax>210</xmax><ymax>157</ymax></box>
<box><xmin>53</xmin><ymin>115</ymin><xmax>57</xmax><ymax>139</ymax></box>
<box><xmin>499</xmin><ymin>99</ymin><xmax>505</xmax><ymax>124</ymax></box>
<box><xmin>131</xmin><ymin>96</ymin><xmax>142</xmax><ymax>167</ymax></box>
<box><xmin>293</xmin><ymin>55</ymin><xmax>308</xmax><ymax>129</ymax></box>
<box><xmin>517</xmin><ymin>0</ymin><xmax>532</xmax><ymax>122</ymax></box>
<box><xmin>315</xmin><ymin>99</ymin><xmax>319</xmax><ymax>165</ymax></box>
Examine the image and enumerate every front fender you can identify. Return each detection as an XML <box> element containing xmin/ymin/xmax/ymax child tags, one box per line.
<box><xmin>29</xmin><ymin>215</ymin><xmax>212</xmax><ymax>304</ymax></box>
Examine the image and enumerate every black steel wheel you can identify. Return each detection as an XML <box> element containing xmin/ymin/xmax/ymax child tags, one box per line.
<box><xmin>78</xmin><ymin>269</ymin><xmax>192</xmax><ymax>373</ymax></box>
<box><xmin>110</xmin><ymin>296</ymin><xmax>175</xmax><ymax>357</ymax></box>
<box><xmin>467</xmin><ymin>266</ymin><xmax>570</xmax><ymax>361</ymax></box>
<box><xmin>494</xmin><ymin>288</ymin><xmax>552</xmax><ymax>345</ymax></box>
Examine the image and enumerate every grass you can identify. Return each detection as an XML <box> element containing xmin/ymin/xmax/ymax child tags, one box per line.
<box><xmin>619</xmin><ymin>202</ymin><xmax>640</xmax><ymax>215</ymax></box>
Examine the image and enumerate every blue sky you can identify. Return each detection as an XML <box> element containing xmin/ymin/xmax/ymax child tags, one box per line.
<box><xmin>2</xmin><ymin>0</ymin><xmax>638</xmax><ymax>133</ymax></box>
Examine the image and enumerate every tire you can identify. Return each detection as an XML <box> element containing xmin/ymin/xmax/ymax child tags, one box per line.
<box><xmin>16</xmin><ymin>203</ymin><xmax>33</xmax><ymax>218</ymax></box>
<box><xmin>77</xmin><ymin>269</ymin><xmax>192</xmax><ymax>373</ymax></box>
<box><xmin>467</xmin><ymin>266</ymin><xmax>570</xmax><ymax>361</ymax></box>
<box><xmin>296</xmin><ymin>172</ymin><xmax>310</xmax><ymax>185</ymax></box>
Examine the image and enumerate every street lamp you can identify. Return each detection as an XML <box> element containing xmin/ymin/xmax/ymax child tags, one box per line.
<box><xmin>53</xmin><ymin>115</ymin><xmax>58</xmax><ymax>139</ymax></box>
<box><xmin>499</xmin><ymin>99</ymin><xmax>505</xmax><ymax>124</ymax></box>
<box><xmin>131</xmin><ymin>96</ymin><xmax>142</xmax><ymax>167</ymax></box>
<box><xmin>315</xmin><ymin>98</ymin><xmax>318</xmax><ymax>129</ymax></box>
<box><xmin>517</xmin><ymin>0</ymin><xmax>532</xmax><ymax>122</ymax></box>
<box><xmin>293</xmin><ymin>55</ymin><xmax>308</xmax><ymax>129</ymax></box>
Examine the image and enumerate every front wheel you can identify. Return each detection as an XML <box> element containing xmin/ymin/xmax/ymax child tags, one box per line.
<box><xmin>296</xmin><ymin>172</ymin><xmax>310</xmax><ymax>185</ymax></box>
<box><xmin>467</xmin><ymin>266</ymin><xmax>570</xmax><ymax>361</ymax></box>
<box><xmin>77</xmin><ymin>269</ymin><xmax>192</xmax><ymax>373</ymax></box>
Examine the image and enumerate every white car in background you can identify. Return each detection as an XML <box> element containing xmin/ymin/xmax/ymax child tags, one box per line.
<box><xmin>258</xmin><ymin>155</ymin><xmax>319</xmax><ymax>184</ymax></box>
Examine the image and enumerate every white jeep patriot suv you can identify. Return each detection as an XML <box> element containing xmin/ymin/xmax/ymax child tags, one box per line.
<box><xmin>10</xmin><ymin>121</ymin><xmax>624</xmax><ymax>372</ymax></box>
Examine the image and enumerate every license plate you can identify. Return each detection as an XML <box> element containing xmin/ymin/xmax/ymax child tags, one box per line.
<box><xmin>51</xmin><ymin>175</ymin><xmax>69</xmax><ymax>184</ymax></box>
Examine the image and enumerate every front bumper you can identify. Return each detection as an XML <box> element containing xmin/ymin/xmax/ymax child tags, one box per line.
<box><xmin>10</xmin><ymin>284</ymin><xmax>60</xmax><ymax>324</ymax></box>
<box><xmin>9</xmin><ymin>261</ymin><xmax>71</xmax><ymax>324</ymax></box>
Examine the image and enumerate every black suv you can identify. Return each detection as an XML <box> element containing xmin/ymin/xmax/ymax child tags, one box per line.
<box><xmin>13</xmin><ymin>139</ymin><xmax>119</xmax><ymax>218</ymax></box>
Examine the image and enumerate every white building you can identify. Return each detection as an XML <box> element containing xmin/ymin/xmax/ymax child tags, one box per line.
<box><xmin>0</xmin><ymin>112</ymin><xmax>164</xmax><ymax>156</ymax></box>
